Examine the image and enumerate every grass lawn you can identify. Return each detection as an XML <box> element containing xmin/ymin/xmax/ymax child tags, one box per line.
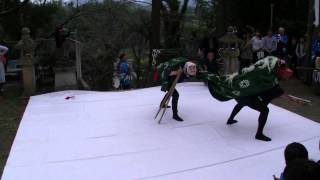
<box><xmin>0</xmin><ymin>84</ymin><xmax>28</xmax><ymax>177</ymax></box>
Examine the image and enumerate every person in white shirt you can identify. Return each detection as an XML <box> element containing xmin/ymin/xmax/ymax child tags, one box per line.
<box><xmin>251</xmin><ymin>31</ymin><xmax>264</xmax><ymax>63</ymax></box>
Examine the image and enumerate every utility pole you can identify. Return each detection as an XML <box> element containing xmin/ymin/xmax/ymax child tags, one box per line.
<box><xmin>270</xmin><ymin>3</ymin><xmax>274</xmax><ymax>29</ymax></box>
<box><xmin>306</xmin><ymin>0</ymin><xmax>315</xmax><ymax>67</ymax></box>
<box><xmin>304</xmin><ymin>0</ymin><xmax>315</xmax><ymax>84</ymax></box>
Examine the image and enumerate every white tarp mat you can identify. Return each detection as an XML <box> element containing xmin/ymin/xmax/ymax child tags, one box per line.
<box><xmin>2</xmin><ymin>82</ymin><xmax>320</xmax><ymax>180</ymax></box>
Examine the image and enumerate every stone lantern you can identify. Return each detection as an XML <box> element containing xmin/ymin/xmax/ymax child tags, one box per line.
<box><xmin>15</xmin><ymin>27</ymin><xmax>36</xmax><ymax>95</ymax></box>
<box><xmin>218</xmin><ymin>26</ymin><xmax>242</xmax><ymax>74</ymax></box>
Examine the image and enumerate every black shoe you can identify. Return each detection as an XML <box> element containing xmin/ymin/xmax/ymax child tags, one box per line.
<box><xmin>173</xmin><ymin>114</ymin><xmax>184</xmax><ymax>121</ymax></box>
<box><xmin>227</xmin><ymin>119</ymin><xmax>238</xmax><ymax>125</ymax></box>
<box><xmin>255</xmin><ymin>133</ymin><xmax>271</xmax><ymax>142</ymax></box>
<box><xmin>160</xmin><ymin>105</ymin><xmax>171</xmax><ymax>108</ymax></box>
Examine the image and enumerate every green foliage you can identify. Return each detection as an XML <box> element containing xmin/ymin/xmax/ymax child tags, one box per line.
<box><xmin>68</xmin><ymin>1</ymin><xmax>151</xmax><ymax>90</ymax></box>
<box><xmin>0</xmin><ymin>2</ymin><xmax>63</xmax><ymax>40</ymax></box>
<box><xmin>195</xmin><ymin>0</ymin><xmax>216</xmax><ymax>30</ymax></box>
<box><xmin>82</xmin><ymin>45</ymin><xmax>118</xmax><ymax>90</ymax></box>
<box><xmin>213</xmin><ymin>0</ymin><xmax>308</xmax><ymax>35</ymax></box>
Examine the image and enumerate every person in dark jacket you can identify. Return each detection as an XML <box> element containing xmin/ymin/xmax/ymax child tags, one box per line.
<box><xmin>204</xmin><ymin>50</ymin><xmax>219</xmax><ymax>74</ymax></box>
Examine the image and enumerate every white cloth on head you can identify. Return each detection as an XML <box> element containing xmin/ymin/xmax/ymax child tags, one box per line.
<box><xmin>184</xmin><ymin>61</ymin><xmax>196</xmax><ymax>76</ymax></box>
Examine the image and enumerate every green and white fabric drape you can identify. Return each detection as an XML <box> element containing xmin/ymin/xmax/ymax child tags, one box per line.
<box><xmin>157</xmin><ymin>57</ymin><xmax>187</xmax><ymax>91</ymax></box>
<box><xmin>206</xmin><ymin>56</ymin><xmax>280</xmax><ymax>101</ymax></box>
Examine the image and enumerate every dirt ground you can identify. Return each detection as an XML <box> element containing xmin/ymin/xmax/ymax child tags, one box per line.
<box><xmin>272</xmin><ymin>77</ymin><xmax>320</xmax><ymax>123</ymax></box>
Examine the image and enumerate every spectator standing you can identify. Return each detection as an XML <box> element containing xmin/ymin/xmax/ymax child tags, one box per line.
<box><xmin>295</xmin><ymin>37</ymin><xmax>307</xmax><ymax>76</ymax></box>
<box><xmin>287</xmin><ymin>37</ymin><xmax>297</xmax><ymax>69</ymax></box>
<box><xmin>118</xmin><ymin>53</ymin><xmax>131</xmax><ymax>90</ymax></box>
<box><xmin>239</xmin><ymin>32</ymin><xmax>253</xmax><ymax>69</ymax></box>
<box><xmin>275</xmin><ymin>27</ymin><xmax>289</xmax><ymax>59</ymax></box>
<box><xmin>204</xmin><ymin>50</ymin><xmax>219</xmax><ymax>74</ymax></box>
<box><xmin>0</xmin><ymin>45</ymin><xmax>8</xmax><ymax>94</ymax></box>
<box><xmin>251</xmin><ymin>30</ymin><xmax>264</xmax><ymax>63</ymax></box>
<box><xmin>312</xmin><ymin>38</ymin><xmax>320</xmax><ymax>61</ymax></box>
<box><xmin>197</xmin><ymin>47</ymin><xmax>207</xmax><ymax>71</ymax></box>
<box><xmin>275</xmin><ymin>27</ymin><xmax>289</xmax><ymax>45</ymax></box>
<box><xmin>263</xmin><ymin>29</ymin><xmax>277</xmax><ymax>56</ymax></box>
<box><xmin>119</xmin><ymin>55</ymin><xmax>131</xmax><ymax>89</ymax></box>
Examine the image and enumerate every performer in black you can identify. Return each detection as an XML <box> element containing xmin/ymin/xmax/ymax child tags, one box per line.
<box><xmin>160</xmin><ymin>61</ymin><xmax>197</xmax><ymax>122</ymax></box>
<box><xmin>227</xmin><ymin>85</ymin><xmax>284</xmax><ymax>141</ymax></box>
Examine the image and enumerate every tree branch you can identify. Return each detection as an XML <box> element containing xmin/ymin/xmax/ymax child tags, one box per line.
<box><xmin>180</xmin><ymin>0</ymin><xmax>189</xmax><ymax>14</ymax></box>
<box><xmin>0</xmin><ymin>0</ymin><xmax>30</xmax><ymax>17</ymax></box>
<box><xmin>127</xmin><ymin>0</ymin><xmax>151</xmax><ymax>5</ymax></box>
<box><xmin>42</xmin><ymin>0</ymin><xmax>47</xmax><ymax>6</ymax></box>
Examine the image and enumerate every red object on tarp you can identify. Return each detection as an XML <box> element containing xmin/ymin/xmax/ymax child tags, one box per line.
<box><xmin>277</xmin><ymin>67</ymin><xmax>293</xmax><ymax>80</ymax></box>
<box><xmin>65</xmin><ymin>96</ymin><xmax>75</xmax><ymax>100</ymax></box>
<box><xmin>153</xmin><ymin>69</ymin><xmax>159</xmax><ymax>81</ymax></box>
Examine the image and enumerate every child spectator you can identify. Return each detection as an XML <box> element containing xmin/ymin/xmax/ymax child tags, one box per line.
<box><xmin>283</xmin><ymin>159</ymin><xmax>320</xmax><ymax>180</ymax></box>
<box><xmin>274</xmin><ymin>142</ymin><xmax>309</xmax><ymax>180</ymax></box>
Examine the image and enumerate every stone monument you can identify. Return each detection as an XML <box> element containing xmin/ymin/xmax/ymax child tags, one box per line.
<box><xmin>54</xmin><ymin>28</ymin><xmax>77</xmax><ymax>90</ymax></box>
<box><xmin>15</xmin><ymin>27</ymin><xmax>36</xmax><ymax>95</ymax></box>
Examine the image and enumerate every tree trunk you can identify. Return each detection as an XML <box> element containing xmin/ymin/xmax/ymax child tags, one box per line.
<box><xmin>163</xmin><ymin>12</ymin><xmax>181</xmax><ymax>48</ymax></box>
<box><xmin>131</xmin><ymin>45</ymin><xmax>142</xmax><ymax>88</ymax></box>
<box><xmin>161</xmin><ymin>0</ymin><xmax>189</xmax><ymax>49</ymax></box>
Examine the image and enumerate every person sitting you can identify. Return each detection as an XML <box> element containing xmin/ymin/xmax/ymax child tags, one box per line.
<box><xmin>274</xmin><ymin>142</ymin><xmax>309</xmax><ymax>180</ymax></box>
<box><xmin>282</xmin><ymin>159</ymin><xmax>320</xmax><ymax>180</ymax></box>
<box><xmin>284</xmin><ymin>142</ymin><xmax>309</xmax><ymax>165</ymax></box>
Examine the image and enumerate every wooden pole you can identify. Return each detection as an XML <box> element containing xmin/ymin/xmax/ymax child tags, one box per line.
<box><xmin>304</xmin><ymin>0</ymin><xmax>315</xmax><ymax>84</ymax></box>
<box><xmin>270</xmin><ymin>3</ymin><xmax>274</xmax><ymax>29</ymax></box>
<box><xmin>306</xmin><ymin>0</ymin><xmax>315</xmax><ymax>67</ymax></box>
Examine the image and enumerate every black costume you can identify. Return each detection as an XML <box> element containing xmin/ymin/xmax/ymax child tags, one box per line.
<box><xmin>227</xmin><ymin>85</ymin><xmax>284</xmax><ymax>141</ymax></box>
<box><xmin>165</xmin><ymin>67</ymin><xmax>187</xmax><ymax>121</ymax></box>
